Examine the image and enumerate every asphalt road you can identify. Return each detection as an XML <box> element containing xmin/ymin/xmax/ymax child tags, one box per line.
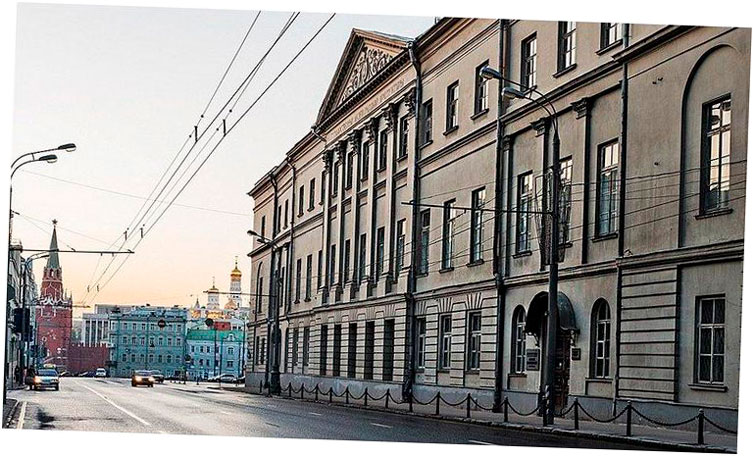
<box><xmin>7</xmin><ymin>378</ymin><xmax>657</xmax><ymax>449</ymax></box>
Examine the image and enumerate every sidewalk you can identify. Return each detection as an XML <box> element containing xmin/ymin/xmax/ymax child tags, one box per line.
<box><xmin>3</xmin><ymin>398</ymin><xmax>19</xmax><ymax>428</ymax></box>
<box><xmin>226</xmin><ymin>383</ymin><xmax>736</xmax><ymax>453</ymax></box>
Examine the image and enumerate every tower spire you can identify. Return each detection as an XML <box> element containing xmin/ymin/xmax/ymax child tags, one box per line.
<box><xmin>46</xmin><ymin>219</ymin><xmax>61</xmax><ymax>270</ymax></box>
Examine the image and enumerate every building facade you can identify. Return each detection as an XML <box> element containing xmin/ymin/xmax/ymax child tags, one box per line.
<box><xmin>246</xmin><ymin>18</ymin><xmax>749</xmax><ymax>427</ymax></box>
<box><xmin>186</xmin><ymin>329</ymin><xmax>245</xmax><ymax>380</ymax></box>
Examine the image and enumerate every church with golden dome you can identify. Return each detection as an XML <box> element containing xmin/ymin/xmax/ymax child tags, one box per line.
<box><xmin>189</xmin><ymin>258</ymin><xmax>249</xmax><ymax>325</ymax></box>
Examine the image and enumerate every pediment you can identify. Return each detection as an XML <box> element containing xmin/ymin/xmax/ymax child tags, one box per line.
<box><xmin>316</xmin><ymin>29</ymin><xmax>410</xmax><ymax>124</ymax></box>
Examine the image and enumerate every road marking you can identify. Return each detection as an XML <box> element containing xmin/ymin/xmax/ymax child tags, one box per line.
<box><xmin>308</xmin><ymin>412</ymin><xmax>323</xmax><ymax>416</ymax></box>
<box><xmin>468</xmin><ymin>440</ymin><xmax>494</xmax><ymax>445</ymax></box>
<box><xmin>370</xmin><ymin>422</ymin><xmax>392</xmax><ymax>429</ymax></box>
<box><xmin>16</xmin><ymin>401</ymin><xmax>27</xmax><ymax>429</ymax></box>
<box><xmin>79</xmin><ymin>383</ymin><xmax>151</xmax><ymax>426</ymax></box>
<box><xmin>219</xmin><ymin>411</ymin><xmax>233</xmax><ymax>415</ymax></box>
<box><xmin>158</xmin><ymin>430</ymin><xmax>168</xmax><ymax>434</ymax></box>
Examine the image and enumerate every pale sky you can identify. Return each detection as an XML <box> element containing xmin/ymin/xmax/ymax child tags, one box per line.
<box><xmin>12</xmin><ymin>3</ymin><xmax>434</xmax><ymax>315</ymax></box>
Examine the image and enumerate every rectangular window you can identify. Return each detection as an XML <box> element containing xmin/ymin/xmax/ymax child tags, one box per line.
<box><xmin>439</xmin><ymin>315</ymin><xmax>452</xmax><ymax>370</ymax></box>
<box><xmin>375</xmin><ymin>227</ymin><xmax>385</xmax><ymax>278</ymax></box>
<box><xmin>399</xmin><ymin>116</ymin><xmax>409</xmax><ymax>159</ymax></box>
<box><xmin>260</xmin><ymin>216</ymin><xmax>266</xmax><ymax>238</ymax></box>
<box><xmin>442</xmin><ymin>200</ymin><xmax>456</xmax><ymax>269</ymax></box>
<box><xmin>600</xmin><ymin>23</ymin><xmax>621</xmax><ymax>49</ymax></box>
<box><xmin>421</xmin><ymin>99</ymin><xmax>433</xmax><ymax>145</ymax></box>
<box><xmin>471</xmin><ymin>188</ymin><xmax>486</xmax><ymax>262</ymax></box>
<box><xmin>343</xmin><ymin>239</ymin><xmax>351</xmax><ymax>283</ymax></box>
<box><xmin>332</xmin><ymin>324</ymin><xmax>342</xmax><ymax>377</ymax></box>
<box><xmin>283</xmin><ymin>200</ymin><xmax>289</xmax><ymax>228</ymax></box>
<box><xmin>305</xmin><ymin>254</ymin><xmax>312</xmax><ymax>300</ymax></box>
<box><xmin>702</xmin><ymin>97</ymin><xmax>732</xmax><ymax>213</ymax></box>
<box><xmin>347</xmin><ymin>323</ymin><xmax>357</xmax><ymax>378</ymax></box>
<box><xmin>260</xmin><ymin>338</ymin><xmax>266</xmax><ymax>365</ymax></box>
<box><xmin>358</xmin><ymin>233</ymin><xmax>367</xmax><ymax>282</ymax></box>
<box><xmin>395</xmin><ymin>219</ymin><xmax>406</xmax><ymax>277</ymax></box>
<box><xmin>597</xmin><ymin>141</ymin><xmax>619</xmax><ymax>236</ymax></box>
<box><xmin>383</xmin><ymin>319</ymin><xmax>395</xmax><ymax>381</ymax></box>
<box><xmin>416</xmin><ymin>317</ymin><xmax>427</xmax><ymax>369</ymax></box>
<box><xmin>419</xmin><ymin>210</ymin><xmax>430</xmax><ymax>275</ymax></box>
<box><xmin>559</xmin><ymin>157</ymin><xmax>573</xmax><ymax>243</ymax></box>
<box><xmin>329</xmin><ymin>244</ymin><xmax>337</xmax><ymax>286</ymax></box>
<box><xmin>302</xmin><ymin>327</ymin><xmax>310</xmax><ymax>367</ymax></box>
<box><xmin>283</xmin><ymin>328</ymin><xmax>289</xmax><ymax>371</ymax></box>
<box><xmin>361</xmin><ymin>142</ymin><xmax>370</xmax><ymax>180</ymax></box>
<box><xmin>319</xmin><ymin>325</ymin><xmax>328</xmax><ymax>376</ymax></box>
<box><xmin>292</xmin><ymin>328</ymin><xmax>299</xmax><ymax>367</ymax></box>
<box><xmin>298</xmin><ymin>185</ymin><xmax>304</xmax><ymax>216</ymax></box>
<box><xmin>364</xmin><ymin>321</ymin><xmax>375</xmax><ymax>380</ymax></box>
<box><xmin>446</xmin><ymin>81</ymin><xmax>459</xmax><ymax>131</ymax></box>
<box><xmin>320</xmin><ymin>170</ymin><xmax>326</xmax><ymax>204</ymax></box>
<box><xmin>517</xmin><ymin>173</ymin><xmax>533</xmax><ymax>252</ymax></box>
<box><xmin>346</xmin><ymin>149</ymin><xmax>354</xmax><ymax>189</ymax></box>
<box><xmin>467</xmin><ymin>312</ymin><xmax>482</xmax><ymax>370</ymax></box>
<box><xmin>475</xmin><ymin>61</ymin><xmax>489</xmax><ymax>114</ymax></box>
<box><xmin>332</xmin><ymin>162</ymin><xmax>339</xmax><ymax>198</ymax></box>
<box><xmin>309</xmin><ymin>178</ymin><xmax>315</xmax><ymax>210</ymax></box>
<box><xmin>317</xmin><ymin>250</ymin><xmax>322</xmax><ymax>290</ymax></box>
<box><xmin>378</xmin><ymin>130</ymin><xmax>388</xmax><ymax>171</ymax></box>
<box><xmin>557</xmin><ymin>21</ymin><xmax>576</xmax><ymax>71</ymax></box>
<box><xmin>697</xmin><ymin>297</ymin><xmax>725</xmax><ymax>384</ymax></box>
<box><xmin>521</xmin><ymin>34</ymin><xmax>537</xmax><ymax>89</ymax></box>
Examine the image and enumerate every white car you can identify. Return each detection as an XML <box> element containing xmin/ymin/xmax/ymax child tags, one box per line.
<box><xmin>95</xmin><ymin>368</ymin><xmax>107</xmax><ymax>378</ymax></box>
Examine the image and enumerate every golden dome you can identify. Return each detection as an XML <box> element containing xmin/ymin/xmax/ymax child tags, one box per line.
<box><xmin>231</xmin><ymin>257</ymin><xmax>242</xmax><ymax>278</ymax></box>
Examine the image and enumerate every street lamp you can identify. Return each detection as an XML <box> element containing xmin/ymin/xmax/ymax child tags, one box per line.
<box><xmin>18</xmin><ymin>252</ymin><xmax>49</xmax><ymax>377</ymax></box>
<box><xmin>247</xmin><ymin>229</ymin><xmax>281</xmax><ymax>395</ymax></box>
<box><xmin>481</xmin><ymin>66</ymin><xmax>561</xmax><ymax>426</ymax></box>
<box><xmin>205</xmin><ymin>317</ymin><xmax>217</xmax><ymax>380</ymax></box>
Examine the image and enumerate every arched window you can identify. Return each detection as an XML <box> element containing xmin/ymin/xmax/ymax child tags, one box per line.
<box><xmin>591</xmin><ymin>300</ymin><xmax>611</xmax><ymax>379</ymax></box>
<box><xmin>511</xmin><ymin>306</ymin><xmax>527</xmax><ymax>374</ymax></box>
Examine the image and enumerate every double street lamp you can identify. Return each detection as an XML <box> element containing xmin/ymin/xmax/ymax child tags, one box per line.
<box><xmin>481</xmin><ymin>66</ymin><xmax>562</xmax><ymax>426</ymax></box>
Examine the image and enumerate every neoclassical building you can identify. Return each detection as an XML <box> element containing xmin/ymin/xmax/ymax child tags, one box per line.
<box><xmin>246</xmin><ymin>18</ymin><xmax>749</xmax><ymax>427</ymax></box>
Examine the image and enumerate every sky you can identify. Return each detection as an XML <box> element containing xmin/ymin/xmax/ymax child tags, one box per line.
<box><xmin>12</xmin><ymin>3</ymin><xmax>434</xmax><ymax>315</ymax></box>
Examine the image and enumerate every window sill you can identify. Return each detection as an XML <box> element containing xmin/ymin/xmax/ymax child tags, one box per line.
<box><xmin>553</xmin><ymin>64</ymin><xmax>577</xmax><ymax>78</ymax></box>
<box><xmin>437</xmin><ymin>368</ymin><xmax>450</xmax><ymax>374</ymax></box>
<box><xmin>592</xmin><ymin>232</ymin><xmax>618</xmax><ymax>242</ymax></box>
<box><xmin>508</xmin><ymin>373</ymin><xmax>527</xmax><ymax>378</ymax></box>
<box><xmin>443</xmin><ymin>125</ymin><xmax>459</xmax><ymax>136</ymax></box>
<box><xmin>465</xmin><ymin>369</ymin><xmax>481</xmax><ymax>375</ymax></box>
<box><xmin>689</xmin><ymin>383</ymin><xmax>728</xmax><ymax>392</ymax></box>
<box><xmin>396</xmin><ymin>153</ymin><xmax>408</xmax><ymax>162</ymax></box>
<box><xmin>696</xmin><ymin>207</ymin><xmax>733</xmax><ymax>220</ymax></box>
<box><xmin>512</xmin><ymin>250</ymin><xmax>532</xmax><ymax>259</ymax></box>
<box><xmin>439</xmin><ymin>266</ymin><xmax>454</xmax><ymax>274</ymax></box>
<box><xmin>586</xmin><ymin>377</ymin><xmax>612</xmax><ymax>384</ymax></box>
<box><xmin>419</xmin><ymin>140</ymin><xmax>433</xmax><ymax>150</ymax></box>
<box><xmin>596</xmin><ymin>41</ymin><xmax>622</xmax><ymax>56</ymax></box>
<box><xmin>466</xmin><ymin>259</ymin><xmax>485</xmax><ymax>267</ymax></box>
<box><xmin>376</xmin><ymin>166</ymin><xmax>387</xmax><ymax>173</ymax></box>
<box><xmin>470</xmin><ymin>109</ymin><xmax>489</xmax><ymax>120</ymax></box>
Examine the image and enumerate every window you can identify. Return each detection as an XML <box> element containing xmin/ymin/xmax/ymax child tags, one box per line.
<box><xmin>467</xmin><ymin>312</ymin><xmax>482</xmax><ymax>370</ymax></box>
<box><xmin>298</xmin><ymin>185</ymin><xmax>304</xmax><ymax>216</ymax></box>
<box><xmin>292</xmin><ymin>328</ymin><xmax>299</xmax><ymax>367</ymax></box>
<box><xmin>395</xmin><ymin>219</ymin><xmax>406</xmax><ymax>277</ymax></box>
<box><xmin>378</xmin><ymin>130</ymin><xmax>388</xmax><ymax>171</ymax></box>
<box><xmin>375</xmin><ymin>228</ymin><xmax>385</xmax><ymax>278</ymax></box>
<box><xmin>521</xmin><ymin>34</ymin><xmax>537</xmax><ymax>89</ymax></box>
<box><xmin>361</xmin><ymin>142</ymin><xmax>370</xmax><ymax>180</ymax></box>
<box><xmin>167</xmin><ymin>354</ymin><xmax>172</xmax><ymax>364</ymax></box>
<box><xmin>260</xmin><ymin>337</ymin><xmax>266</xmax><ymax>365</ymax></box>
<box><xmin>319</xmin><ymin>325</ymin><xmax>328</xmax><ymax>376</ymax></box>
<box><xmin>302</xmin><ymin>327</ymin><xmax>310</xmax><ymax>367</ymax></box>
<box><xmin>474</xmin><ymin>61</ymin><xmax>489</xmax><ymax>114</ymax></box>
<box><xmin>227</xmin><ymin>360</ymin><xmax>233</xmax><ymax>368</ymax></box>
<box><xmin>347</xmin><ymin>323</ymin><xmax>357</xmax><ymax>378</ymax></box>
<box><xmin>228</xmin><ymin>346</ymin><xmax>234</xmax><ymax>355</ymax></box>
<box><xmin>421</xmin><ymin>99</ymin><xmax>433</xmax><ymax>145</ymax></box>
<box><xmin>320</xmin><ymin>170</ymin><xmax>326</xmax><ymax>204</ymax></box>
<box><xmin>696</xmin><ymin>297</ymin><xmax>725</xmax><ymax>384</ymax></box>
<box><xmin>600</xmin><ymin>23</ymin><xmax>621</xmax><ymax>49</ymax></box>
<box><xmin>557</xmin><ymin>21</ymin><xmax>576</xmax><ymax>71</ymax></box>
<box><xmin>358</xmin><ymin>234</ymin><xmax>367</xmax><ymax>282</ymax></box>
<box><xmin>383</xmin><ymin>319</ymin><xmax>395</xmax><ymax>381</ymax></box>
<box><xmin>343</xmin><ymin>239</ymin><xmax>351</xmax><ymax>283</ymax></box>
<box><xmin>346</xmin><ymin>150</ymin><xmax>354</xmax><ymax>189</ymax></box>
<box><xmin>446</xmin><ymin>81</ymin><xmax>459</xmax><ymax>131</ymax></box>
<box><xmin>260</xmin><ymin>216</ymin><xmax>266</xmax><ymax>238</ymax></box>
<box><xmin>364</xmin><ymin>321</ymin><xmax>375</xmax><ymax>380</ymax></box>
<box><xmin>597</xmin><ymin>141</ymin><xmax>619</xmax><ymax>236</ymax></box>
<box><xmin>295</xmin><ymin>258</ymin><xmax>302</xmax><ymax>302</ymax></box>
<box><xmin>702</xmin><ymin>97</ymin><xmax>732</xmax><ymax>213</ymax></box>
<box><xmin>439</xmin><ymin>315</ymin><xmax>452</xmax><ymax>370</ymax></box>
<box><xmin>471</xmin><ymin>188</ymin><xmax>486</xmax><ymax>262</ymax></box>
<box><xmin>591</xmin><ymin>300</ymin><xmax>611</xmax><ymax>379</ymax></box>
<box><xmin>419</xmin><ymin>210</ymin><xmax>430</xmax><ymax>275</ymax></box>
<box><xmin>559</xmin><ymin>158</ymin><xmax>573</xmax><ymax>243</ymax></box>
<box><xmin>317</xmin><ymin>250</ymin><xmax>323</xmax><ymax>290</ymax></box>
<box><xmin>442</xmin><ymin>200</ymin><xmax>456</xmax><ymax>269</ymax></box>
<box><xmin>398</xmin><ymin>116</ymin><xmax>409</xmax><ymax>159</ymax></box>
<box><xmin>309</xmin><ymin>178</ymin><xmax>315</xmax><ymax>210</ymax></box>
<box><xmin>332</xmin><ymin>162</ymin><xmax>339</xmax><ymax>198</ymax></box>
<box><xmin>329</xmin><ymin>244</ymin><xmax>337</xmax><ymax>286</ymax></box>
<box><xmin>300</xmin><ymin>255</ymin><xmax>310</xmax><ymax>301</ymax></box>
<box><xmin>517</xmin><ymin>173</ymin><xmax>533</xmax><ymax>252</ymax></box>
<box><xmin>255</xmin><ymin>275</ymin><xmax>263</xmax><ymax>313</ymax></box>
<box><xmin>416</xmin><ymin>317</ymin><xmax>427</xmax><ymax>369</ymax></box>
<box><xmin>332</xmin><ymin>324</ymin><xmax>342</xmax><ymax>377</ymax></box>
<box><xmin>512</xmin><ymin>306</ymin><xmax>527</xmax><ymax>374</ymax></box>
<box><xmin>283</xmin><ymin>200</ymin><xmax>289</xmax><ymax>228</ymax></box>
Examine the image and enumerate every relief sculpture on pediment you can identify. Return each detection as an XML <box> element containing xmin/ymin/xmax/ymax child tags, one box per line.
<box><xmin>338</xmin><ymin>46</ymin><xmax>392</xmax><ymax>104</ymax></box>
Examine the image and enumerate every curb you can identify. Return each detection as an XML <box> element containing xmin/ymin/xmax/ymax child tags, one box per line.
<box><xmin>241</xmin><ymin>387</ymin><xmax>734</xmax><ymax>453</ymax></box>
<box><xmin>2</xmin><ymin>399</ymin><xmax>19</xmax><ymax>429</ymax></box>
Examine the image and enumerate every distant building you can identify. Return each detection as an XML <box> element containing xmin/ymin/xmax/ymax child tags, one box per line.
<box><xmin>185</xmin><ymin>328</ymin><xmax>245</xmax><ymax>379</ymax></box>
<box><xmin>82</xmin><ymin>304</ymin><xmax>137</xmax><ymax>346</ymax></box>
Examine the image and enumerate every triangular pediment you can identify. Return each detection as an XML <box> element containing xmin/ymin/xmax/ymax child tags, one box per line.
<box><xmin>316</xmin><ymin>29</ymin><xmax>410</xmax><ymax>124</ymax></box>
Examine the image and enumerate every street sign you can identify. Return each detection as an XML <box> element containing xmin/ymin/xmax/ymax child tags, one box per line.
<box><xmin>157</xmin><ymin>319</ymin><xmax>166</xmax><ymax>329</ymax></box>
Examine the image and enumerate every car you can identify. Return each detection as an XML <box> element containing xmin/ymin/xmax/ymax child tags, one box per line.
<box><xmin>149</xmin><ymin>370</ymin><xmax>164</xmax><ymax>383</ymax></box>
<box><xmin>95</xmin><ymin>368</ymin><xmax>107</xmax><ymax>378</ymax></box>
<box><xmin>131</xmin><ymin>370</ymin><xmax>155</xmax><ymax>387</ymax></box>
<box><xmin>31</xmin><ymin>368</ymin><xmax>60</xmax><ymax>391</ymax></box>
<box><xmin>209</xmin><ymin>374</ymin><xmax>240</xmax><ymax>383</ymax></box>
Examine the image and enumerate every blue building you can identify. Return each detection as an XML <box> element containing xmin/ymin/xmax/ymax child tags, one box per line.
<box><xmin>186</xmin><ymin>329</ymin><xmax>245</xmax><ymax>380</ymax></box>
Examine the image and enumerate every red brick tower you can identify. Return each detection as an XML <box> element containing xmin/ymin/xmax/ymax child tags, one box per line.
<box><xmin>35</xmin><ymin>220</ymin><xmax>73</xmax><ymax>368</ymax></box>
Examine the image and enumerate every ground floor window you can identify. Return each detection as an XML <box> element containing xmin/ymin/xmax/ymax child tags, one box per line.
<box><xmin>347</xmin><ymin>323</ymin><xmax>358</xmax><ymax>378</ymax></box>
<box><xmin>696</xmin><ymin>296</ymin><xmax>725</xmax><ymax>384</ymax></box>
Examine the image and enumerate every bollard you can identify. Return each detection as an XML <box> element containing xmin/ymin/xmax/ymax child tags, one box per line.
<box><xmin>697</xmin><ymin>409</ymin><xmax>705</xmax><ymax>445</ymax></box>
<box><xmin>346</xmin><ymin>386</ymin><xmax>350</xmax><ymax>404</ymax></box>
<box><xmin>503</xmin><ymin>397</ymin><xmax>509</xmax><ymax>423</ymax></box>
<box><xmin>573</xmin><ymin>398</ymin><xmax>580</xmax><ymax>430</ymax></box>
<box><xmin>364</xmin><ymin>387</ymin><xmax>369</xmax><ymax>406</ymax></box>
<box><xmin>260</xmin><ymin>380</ymin><xmax>263</xmax><ymax>394</ymax></box>
<box><xmin>409</xmin><ymin>393</ymin><xmax>413</xmax><ymax>412</ymax></box>
<box><xmin>626</xmin><ymin>401</ymin><xmax>633</xmax><ymax>437</ymax></box>
<box><xmin>300</xmin><ymin>383</ymin><xmax>304</xmax><ymax>400</ymax></box>
<box><xmin>315</xmin><ymin>384</ymin><xmax>319</xmax><ymax>401</ymax></box>
<box><xmin>435</xmin><ymin>393</ymin><xmax>441</xmax><ymax>416</ymax></box>
<box><xmin>466</xmin><ymin>393</ymin><xmax>471</xmax><ymax>418</ymax></box>
<box><xmin>288</xmin><ymin>383</ymin><xmax>292</xmax><ymax>397</ymax></box>
<box><xmin>385</xmin><ymin>391</ymin><xmax>389</xmax><ymax>409</ymax></box>
<box><xmin>329</xmin><ymin>387</ymin><xmax>333</xmax><ymax>403</ymax></box>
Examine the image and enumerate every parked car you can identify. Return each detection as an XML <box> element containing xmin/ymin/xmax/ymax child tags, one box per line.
<box><xmin>149</xmin><ymin>370</ymin><xmax>164</xmax><ymax>383</ymax></box>
<box><xmin>131</xmin><ymin>370</ymin><xmax>155</xmax><ymax>387</ymax></box>
<box><xmin>95</xmin><ymin>368</ymin><xmax>107</xmax><ymax>378</ymax></box>
<box><xmin>208</xmin><ymin>374</ymin><xmax>240</xmax><ymax>383</ymax></box>
<box><xmin>30</xmin><ymin>368</ymin><xmax>60</xmax><ymax>391</ymax></box>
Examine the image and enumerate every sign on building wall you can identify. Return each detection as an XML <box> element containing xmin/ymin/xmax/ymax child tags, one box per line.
<box><xmin>526</xmin><ymin>349</ymin><xmax>540</xmax><ymax>371</ymax></box>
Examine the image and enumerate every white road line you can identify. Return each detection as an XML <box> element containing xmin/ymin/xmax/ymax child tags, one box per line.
<box><xmin>308</xmin><ymin>412</ymin><xmax>323</xmax><ymax>416</ymax></box>
<box><xmin>79</xmin><ymin>382</ymin><xmax>151</xmax><ymax>426</ymax></box>
<box><xmin>370</xmin><ymin>422</ymin><xmax>392</xmax><ymax>429</ymax></box>
<box><xmin>16</xmin><ymin>401</ymin><xmax>27</xmax><ymax>429</ymax></box>
<box><xmin>468</xmin><ymin>439</ymin><xmax>494</xmax><ymax>445</ymax></box>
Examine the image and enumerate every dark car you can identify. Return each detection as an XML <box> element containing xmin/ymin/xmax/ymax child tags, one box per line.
<box><xmin>131</xmin><ymin>370</ymin><xmax>155</xmax><ymax>387</ymax></box>
<box><xmin>30</xmin><ymin>369</ymin><xmax>60</xmax><ymax>391</ymax></box>
<box><xmin>149</xmin><ymin>370</ymin><xmax>165</xmax><ymax>383</ymax></box>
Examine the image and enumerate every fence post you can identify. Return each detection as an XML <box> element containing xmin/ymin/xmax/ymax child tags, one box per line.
<box><xmin>697</xmin><ymin>409</ymin><xmax>705</xmax><ymax>446</ymax></box>
<box><xmin>315</xmin><ymin>384</ymin><xmax>319</xmax><ymax>401</ymax></box>
<box><xmin>329</xmin><ymin>387</ymin><xmax>333</xmax><ymax>403</ymax></box>
<box><xmin>409</xmin><ymin>393</ymin><xmax>413</xmax><ymax>412</ymax></box>
<box><xmin>435</xmin><ymin>392</ymin><xmax>441</xmax><ymax>415</ymax></box>
<box><xmin>626</xmin><ymin>401</ymin><xmax>633</xmax><ymax>437</ymax></box>
<box><xmin>385</xmin><ymin>391</ymin><xmax>389</xmax><ymax>409</ymax></box>
<box><xmin>364</xmin><ymin>387</ymin><xmax>369</xmax><ymax>406</ymax></box>
<box><xmin>288</xmin><ymin>383</ymin><xmax>292</xmax><ymax>397</ymax></box>
<box><xmin>503</xmin><ymin>397</ymin><xmax>509</xmax><ymax>423</ymax></box>
<box><xmin>260</xmin><ymin>380</ymin><xmax>263</xmax><ymax>394</ymax></box>
<box><xmin>301</xmin><ymin>383</ymin><xmax>304</xmax><ymax>400</ymax></box>
<box><xmin>346</xmin><ymin>386</ymin><xmax>350</xmax><ymax>404</ymax></box>
<box><xmin>573</xmin><ymin>398</ymin><xmax>579</xmax><ymax>430</ymax></box>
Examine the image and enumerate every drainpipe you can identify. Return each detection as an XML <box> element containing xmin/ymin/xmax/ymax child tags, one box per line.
<box><xmin>492</xmin><ymin>18</ymin><xmax>509</xmax><ymax>413</ymax></box>
<box><xmin>266</xmin><ymin>173</ymin><xmax>279</xmax><ymax>389</ymax></box>
<box><xmin>402</xmin><ymin>40</ymin><xmax>422</xmax><ymax>401</ymax></box>
<box><xmin>284</xmin><ymin>157</ymin><xmax>297</xmax><ymax>315</ymax></box>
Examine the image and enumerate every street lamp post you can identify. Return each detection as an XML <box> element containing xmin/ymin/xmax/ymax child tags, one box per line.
<box><xmin>247</xmin><ymin>229</ymin><xmax>281</xmax><ymax>395</ymax></box>
<box><xmin>19</xmin><ymin>253</ymin><xmax>49</xmax><ymax>376</ymax></box>
<box><xmin>481</xmin><ymin>67</ymin><xmax>561</xmax><ymax>425</ymax></box>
